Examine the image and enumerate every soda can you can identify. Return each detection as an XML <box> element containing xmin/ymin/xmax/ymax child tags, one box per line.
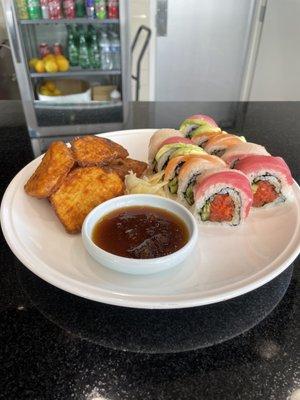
<box><xmin>53</xmin><ymin>42</ymin><xmax>63</xmax><ymax>55</ymax></box>
<box><xmin>39</xmin><ymin>43</ymin><xmax>51</xmax><ymax>58</ymax></box>
<box><xmin>27</xmin><ymin>0</ymin><xmax>42</xmax><ymax>19</ymax></box>
<box><xmin>63</xmin><ymin>0</ymin><xmax>76</xmax><ymax>19</ymax></box>
<box><xmin>85</xmin><ymin>0</ymin><xmax>95</xmax><ymax>18</ymax></box>
<box><xmin>48</xmin><ymin>0</ymin><xmax>63</xmax><ymax>19</ymax></box>
<box><xmin>108</xmin><ymin>0</ymin><xmax>119</xmax><ymax>19</ymax></box>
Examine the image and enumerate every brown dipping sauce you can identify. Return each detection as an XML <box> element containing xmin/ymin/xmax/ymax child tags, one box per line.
<box><xmin>92</xmin><ymin>206</ymin><xmax>189</xmax><ymax>259</ymax></box>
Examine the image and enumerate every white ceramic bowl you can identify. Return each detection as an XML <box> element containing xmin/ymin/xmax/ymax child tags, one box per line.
<box><xmin>82</xmin><ymin>194</ymin><xmax>198</xmax><ymax>275</ymax></box>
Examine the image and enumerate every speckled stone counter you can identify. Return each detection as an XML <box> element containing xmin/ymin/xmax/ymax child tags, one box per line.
<box><xmin>0</xmin><ymin>102</ymin><xmax>299</xmax><ymax>400</ymax></box>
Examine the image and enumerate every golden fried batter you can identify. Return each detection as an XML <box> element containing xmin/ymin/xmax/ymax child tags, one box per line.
<box><xmin>24</xmin><ymin>141</ymin><xmax>74</xmax><ymax>198</ymax></box>
<box><xmin>71</xmin><ymin>135</ymin><xmax>128</xmax><ymax>167</ymax></box>
<box><xmin>106</xmin><ymin>158</ymin><xmax>148</xmax><ymax>180</ymax></box>
<box><xmin>50</xmin><ymin>167</ymin><xmax>124</xmax><ymax>233</ymax></box>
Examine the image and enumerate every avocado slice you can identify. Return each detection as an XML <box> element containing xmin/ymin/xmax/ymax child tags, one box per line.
<box><xmin>168</xmin><ymin>177</ymin><xmax>178</xmax><ymax>194</ymax></box>
<box><xmin>200</xmin><ymin>201</ymin><xmax>211</xmax><ymax>221</ymax></box>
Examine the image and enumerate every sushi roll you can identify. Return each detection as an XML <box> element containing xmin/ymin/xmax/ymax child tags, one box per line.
<box><xmin>154</xmin><ymin>142</ymin><xmax>206</xmax><ymax>173</ymax></box>
<box><xmin>203</xmin><ymin>133</ymin><xmax>246</xmax><ymax>157</ymax></box>
<box><xmin>177</xmin><ymin>155</ymin><xmax>227</xmax><ymax>206</ymax></box>
<box><xmin>194</xmin><ymin>169</ymin><xmax>253</xmax><ymax>226</ymax></box>
<box><xmin>191</xmin><ymin>131</ymin><xmax>223</xmax><ymax>147</ymax></box>
<box><xmin>164</xmin><ymin>154</ymin><xmax>204</xmax><ymax>195</ymax></box>
<box><xmin>179</xmin><ymin>114</ymin><xmax>221</xmax><ymax>139</ymax></box>
<box><xmin>234</xmin><ymin>155</ymin><xmax>293</xmax><ymax>208</ymax></box>
<box><xmin>148</xmin><ymin>129</ymin><xmax>183</xmax><ymax>168</ymax></box>
<box><xmin>222</xmin><ymin>142</ymin><xmax>270</xmax><ymax>168</ymax></box>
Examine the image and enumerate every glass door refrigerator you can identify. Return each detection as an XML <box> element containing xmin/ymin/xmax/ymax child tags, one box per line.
<box><xmin>3</xmin><ymin>0</ymin><xmax>131</xmax><ymax>155</ymax></box>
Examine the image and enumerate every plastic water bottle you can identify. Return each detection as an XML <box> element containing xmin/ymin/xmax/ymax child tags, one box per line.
<box><xmin>100</xmin><ymin>32</ymin><xmax>113</xmax><ymax>70</ymax></box>
<box><xmin>110</xmin><ymin>33</ymin><xmax>121</xmax><ymax>70</ymax></box>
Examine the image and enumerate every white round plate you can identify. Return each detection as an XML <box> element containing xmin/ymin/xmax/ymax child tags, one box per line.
<box><xmin>1</xmin><ymin>129</ymin><xmax>300</xmax><ymax>309</ymax></box>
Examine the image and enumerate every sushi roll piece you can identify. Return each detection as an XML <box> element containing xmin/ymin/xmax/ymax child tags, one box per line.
<box><xmin>194</xmin><ymin>169</ymin><xmax>253</xmax><ymax>226</ymax></box>
<box><xmin>148</xmin><ymin>129</ymin><xmax>183</xmax><ymax>168</ymax></box>
<box><xmin>191</xmin><ymin>131</ymin><xmax>223</xmax><ymax>147</ymax></box>
<box><xmin>234</xmin><ymin>155</ymin><xmax>293</xmax><ymax>208</ymax></box>
<box><xmin>179</xmin><ymin>114</ymin><xmax>221</xmax><ymax>139</ymax></box>
<box><xmin>177</xmin><ymin>155</ymin><xmax>227</xmax><ymax>206</ymax></box>
<box><xmin>164</xmin><ymin>154</ymin><xmax>204</xmax><ymax>195</ymax></box>
<box><xmin>203</xmin><ymin>133</ymin><xmax>246</xmax><ymax>157</ymax></box>
<box><xmin>222</xmin><ymin>142</ymin><xmax>270</xmax><ymax>168</ymax></box>
<box><xmin>154</xmin><ymin>142</ymin><xmax>206</xmax><ymax>173</ymax></box>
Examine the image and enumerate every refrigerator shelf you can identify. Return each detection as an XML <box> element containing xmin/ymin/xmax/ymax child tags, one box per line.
<box><xmin>30</xmin><ymin>69</ymin><xmax>121</xmax><ymax>78</ymax></box>
<box><xmin>19</xmin><ymin>18</ymin><xmax>119</xmax><ymax>25</ymax></box>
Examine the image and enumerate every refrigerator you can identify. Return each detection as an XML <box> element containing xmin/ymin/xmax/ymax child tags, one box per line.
<box><xmin>2</xmin><ymin>0</ymin><xmax>131</xmax><ymax>155</ymax></box>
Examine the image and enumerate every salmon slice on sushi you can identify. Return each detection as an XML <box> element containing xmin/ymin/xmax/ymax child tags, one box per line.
<box><xmin>234</xmin><ymin>155</ymin><xmax>293</xmax><ymax>208</ymax></box>
<box><xmin>148</xmin><ymin>129</ymin><xmax>183</xmax><ymax>169</ymax></box>
<box><xmin>177</xmin><ymin>155</ymin><xmax>227</xmax><ymax>206</ymax></box>
<box><xmin>179</xmin><ymin>114</ymin><xmax>221</xmax><ymax>139</ymax></box>
<box><xmin>203</xmin><ymin>133</ymin><xmax>246</xmax><ymax>157</ymax></box>
<box><xmin>222</xmin><ymin>142</ymin><xmax>270</xmax><ymax>168</ymax></box>
<box><xmin>191</xmin><ymin>131</ymin><xmax>223</xmax><ymax>147</ymax></box>
<box><xmin>193</xmin><ymin>169</ymin><xmax>253</xmax><ymax>226</ymax></box>
<box><xmin>164</xmin><ymin>154</ymin><xmax>205</xmax><ymax>195</ymax></box>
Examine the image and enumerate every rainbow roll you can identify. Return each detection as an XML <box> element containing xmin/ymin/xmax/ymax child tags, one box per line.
<box><xmin>163</xmin><ymin>154</ymin><xmax>204</xmax><ymax>195</ymax></box>
<box><xmin>179</xmin><ymin>114</ymin><xmax>221</xmax><ymax>139</ymax></box>
<box><xmin>148</xmin><ymin>129</ymin><xmax>183</xmax><ymax>169</ymax></box>
<box><xmin>177</xmin><ymin>155</ymin><xmax>227</xmax><ymax>206</ymax></box>
<box><xmin>203</xmin><ymin>133</ymin><xmax>246</xmax><ymax>157</ymax></box>
<box><xmin>234</xmin><ymin>155</ymin><xmax>293</xmax><ymax>208</ymax></box>
<box><xmin>222</xmin><ymin>142</ymin><xmax>270</xmax><ymax>168</ymax></box>
<box><xmin>193</xmin><ymin>169</ymin><xmax>253</xmax><ymax>226</ymax></box>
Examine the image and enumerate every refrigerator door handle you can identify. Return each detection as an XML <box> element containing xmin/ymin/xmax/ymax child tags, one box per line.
<box><xmin>6</xmin><ymin>4</ymin><xmax>21</xmax><ymax>63</ymax></box>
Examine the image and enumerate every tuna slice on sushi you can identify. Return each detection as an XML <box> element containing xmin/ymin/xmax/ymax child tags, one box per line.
<box><xmin>234</xmin><ymin>155</ymin><xmax>293</xmax><ymax>208</ymax></box>
<box><xmin>194</xmin><ymin>169</ymin><xmax>253</xmax><ymax>226</ymax></box>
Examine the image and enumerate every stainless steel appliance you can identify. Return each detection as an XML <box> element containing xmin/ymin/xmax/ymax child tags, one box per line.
<box><xmin>2</xmin><ymin>0</ymin><xmax>131</xmax><ymax>155</ymax></box>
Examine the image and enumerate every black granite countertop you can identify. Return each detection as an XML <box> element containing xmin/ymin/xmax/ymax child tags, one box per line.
<box><xmin>0</xmin><ymin>102</ymin><xmax>299</xmax><ymax>400</ymax></box>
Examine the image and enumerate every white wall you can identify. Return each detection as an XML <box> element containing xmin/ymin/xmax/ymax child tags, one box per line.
<box><xmin>0</xmin><ymin>2</ymin><xmax>8</xmax><ymax>42</ymax></box>
<box><xmin>250</xmin><ymin>0</ymin><xmax>300</xmax><ymax>100</ymax></box>
<box><xmin>129</xmin><ymin>0</ymin><xmax>151</xmax><ymax>101</ymax></box>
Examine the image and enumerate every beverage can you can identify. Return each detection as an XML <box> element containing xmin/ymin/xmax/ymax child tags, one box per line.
<box><xmin>53</xmin><ymin>42</ymin><xmax>63</xmax><ymax>55</ymax></box>
<box><xmin>95</xmin><ymin>0</ymin><xmax>106</xmax><ymax>20</ymax></box>
<box><xmin>85</xmin><ymin>0</ymin><xmax>95</xmax><ymax>18</ymax></box>
<box><xmin>63</xmin><ymin>0</ymin><xmax>76</xmax><ymax>18</ymax></box>
<box><xmin>107</xmin><ymin>0</ymin><xmax>118</xmax><ymax>19</ymax></box>
<box><xmin>16</xmin><ymin>0</ymin><xmax>29</xmax><ymax>19</ymax></box>
<box><xmin>39</xmin><ymin>43</ymin><xmax>51</xmax><ymax>58</ymax></box>
<box><xmin>48</xmin><ymin>0</ymin><xmax>63</xmax><ymax>19</ymax></box>
<box><xmin>27</xmin><ymin>0</ymin><xmax>42</xmax><ymax>19</ymax></box>
<box><xmin>75</xmin><ymin>0</ymin><xmax>85</xmax><ymax>17</ymax></box>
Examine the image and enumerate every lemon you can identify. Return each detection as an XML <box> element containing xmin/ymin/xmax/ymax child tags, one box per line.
<box><xmin>56</xmin><ymin>58</ymin><xmax>69</xmax><ymax>72</ymax></box>
<box><xmin>40</xmin><ymin>88</ymin><xmax>52</xmax><ymax>96</ymax></box>
<box><xmin>29</xmin><ymin>58</ymin><xmax>39</xmax><ymax>69</ymax></box>
<box><xmin>44</xmin><ymin>81</ymin><xmax>56</xmax><ymax>92</ymax></box>
<box><xmin>43</xmin><ymin>54</ymin><xmax>56</xmax><ymax>62</ymax></box>
<box><xmin>53</xmin><ymin>88</ymin><xmax>62</xmax><ymax>96</ymax></box>
<box><xmin>34</xmin><ymin>60</ymin><xmax>46</xmax><ymax>73</ymax></box>
<box><xmin>45</xmin><ymin>60</ymin><xmax>58</xmax><ymax>73</ymax></box>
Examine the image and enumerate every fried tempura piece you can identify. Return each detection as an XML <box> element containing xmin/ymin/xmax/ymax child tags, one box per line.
<box><xmin>50</xmin><ymin>167</ymin><xmax>124</xmax><ymax>233</ymax></box>
<box><xmin>106</xmin><ymin>158</ymin><xmax>148</xmax><ymax>180</ymax></box>
<box><xmin>24</xmin><ymin>141</ymin><xmax>74</xmax><ymax>198</ymax></box>
<box><xmin>71</xmin><ymin>135</ymin><xmax>128</xmax><ymax>167</ymax></box>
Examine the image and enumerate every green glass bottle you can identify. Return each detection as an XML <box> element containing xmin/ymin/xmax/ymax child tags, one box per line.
<box><xmin>68</xmin><ymin>30</ymin><xmax>79</xmax><ymax>67</ymax></box>
<box><xmin>79</xmin><ymin>31</ymin><xmax>90</xmax><ymax>69</ymax></box>
<box><xmin>89</xmin><ymin>31</ymin><xmax>101</xmax><ymax>69</ymax></box>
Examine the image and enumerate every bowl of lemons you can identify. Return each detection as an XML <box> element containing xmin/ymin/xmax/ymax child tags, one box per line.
<box><xmin>37</xmin><ymin>79</ymin><xmax>91</xmax><ymax>103</ymax></box>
